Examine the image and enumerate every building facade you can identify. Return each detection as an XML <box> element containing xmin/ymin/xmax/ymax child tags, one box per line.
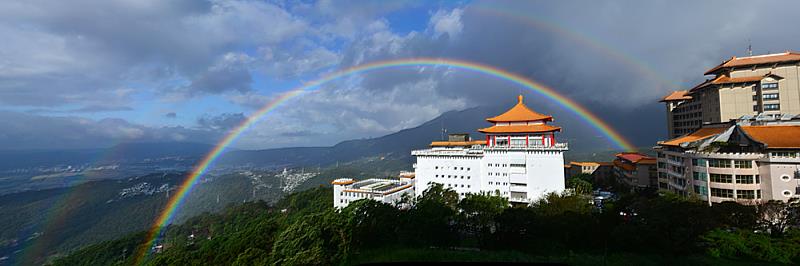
<box><xmin>412</xmin><ymin>95</ymin><xmax>568</xmax><ymax>204</ymax></box>
<box><xmin>661</xmin><ymin>51</ymin><xmax>800</xmax><ymax>138</ymax></box>
<box><xmin>612</xmin><ymin>153</ymin><xmax>657</xmax><ymax>189</ymax></box>
<box><xmin>332</xmin><ymin>175</ymin><xmax>415</xmax><ymax>209</ymax></box>
<box><xmin>655</xmin><ymin>116</ymin><xmax>800</xmax><ymax>204</ymax></box>
<box><xmin>565</xmin><ymin>161</ymin><xmax>614</xmax><ymax>181</ymax></box>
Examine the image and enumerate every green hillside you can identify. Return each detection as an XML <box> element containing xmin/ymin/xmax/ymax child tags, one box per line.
<box><xmin>52</xmin><ymin>184</ymin><xmax>800</xmax><ymax>265</ymax></box>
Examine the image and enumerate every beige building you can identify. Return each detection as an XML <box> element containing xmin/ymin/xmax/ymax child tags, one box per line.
<box><xmin>565</xmin><ymin>161</ymin><xmax>613</xmax><ymax>181</ymax></box>
<box><xmin>661</xmin><ymin>51</ymin><xmax>800</xmax><ymax>138</ymax></box>
<box><xmin>655</xmin><ymin>116</ymin><xmax>800</xmax><ymax>204</ymax></box>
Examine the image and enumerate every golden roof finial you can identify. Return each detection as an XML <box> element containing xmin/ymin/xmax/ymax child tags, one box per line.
<box><xmin>517</xmin><ymin>94</ymin><xmax>523</xmax><ymax>104</ymax></box>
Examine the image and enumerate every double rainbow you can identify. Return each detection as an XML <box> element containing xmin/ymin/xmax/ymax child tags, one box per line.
<box><xmin>134</xmin><ymin>58</ymin><xmax>635</xmax><ymax>263</ymax></box>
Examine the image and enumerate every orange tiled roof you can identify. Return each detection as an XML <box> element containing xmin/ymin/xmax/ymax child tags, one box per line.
<box><xmin>430</xmin><ymin>140</ymin><xmax>486</xmax><ymax>147</ymax></box>
<box><xmin>741</xmin><ymin>125</ymin><xmax>800</xmax><ymax>149</ymax></box>
<box><xmin>478</xmin><ymin>124</ymin><xmax>561</xmax><ymax>134</ymax></box>
<box><xmin>615</xmin><ymin>152</ymin><xmax>655</xmax><ymax>164</ymax></box>
<box><xmin>689</xmin><ymin>73</ymin><xmax>782</xmax><ymax>92</ymax></box>
<box><xmin>331</xmin><ymin>179</ymin><xmax>355</xmax><ymax>185</ymax></box>
<box><xmin>487</xmin><ymin>95</ymin><xmax>552</xmax><ymax>122</ymax></box>
<box><xmin>570</xmin><ymin>161</ymin><xmax>601</xmax><ymax>167</ymax></box>
<box><xmin>659</xmin><ymin>127</ymin><xmax>728</xmax><ymax>147</ymax></box>
<box><xmin>705</xmin><ymin>51</ymin><xmax>800</xmax><ymax>75</ymax></box>
<box><xmin>660</xmin><ymin>90</ymin><xmax>692</xmax><ymax>102</ymax></box>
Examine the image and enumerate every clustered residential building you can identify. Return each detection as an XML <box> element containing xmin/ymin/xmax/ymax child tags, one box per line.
<box><xmin>656</xmin><ymin>51</ymin><xmax>800</xmax><ymax>204</ymax></box>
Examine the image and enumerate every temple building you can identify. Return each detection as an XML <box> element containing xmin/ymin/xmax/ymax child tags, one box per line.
<box><xmin>411</xmin><ymin>95</ymin><xmax>568</xmax><ymax>204</ymax></box>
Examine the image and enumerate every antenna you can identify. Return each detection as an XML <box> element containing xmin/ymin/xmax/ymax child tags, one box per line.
<box><xmin>747</xmin><ymin>39</ymin><xmax>753</xmax><ymax>56</ymax></box>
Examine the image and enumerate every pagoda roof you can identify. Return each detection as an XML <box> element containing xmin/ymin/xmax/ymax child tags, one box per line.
<box><xmin>486</xmin><ymin>95</ymin><xmax>552</xmax><ymax>122</ymax></box>
<box><xmin>659</xmin><ymin>90</ymin><xmax>692</xmax><ymax>102</ymax></box>
<box><xmin>478</xmin><ymin>124</ymin><xmax>561</xmax><ymax>134</ymax></box>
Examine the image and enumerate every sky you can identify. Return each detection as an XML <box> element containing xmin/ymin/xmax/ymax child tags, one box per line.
<box><xmin>1</xmin><ymin>0</ymin><xmax>799</xmax><ymax>150</ymax></box>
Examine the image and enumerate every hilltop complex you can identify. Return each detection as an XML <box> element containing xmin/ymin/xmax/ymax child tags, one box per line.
<box><xmin>334</xmin><ymin>95</ymin><xmax>567</xmax><ymax>208</ymax></box>
<box><xmin>657</xmin><ymin>51</ymin><xmax>800</xmax><ymax>204</ymax></box>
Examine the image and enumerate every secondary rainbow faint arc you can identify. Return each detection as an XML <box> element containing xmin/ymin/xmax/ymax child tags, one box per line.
<box><xmin>134</xmin><ymin>57</ymin><xmax>636</xmax><ymax>263</ymax></box>
<box><xmin>470</xmin><ymin>4</ymin><xmax>678</xmax><ymax>90</ymax></box>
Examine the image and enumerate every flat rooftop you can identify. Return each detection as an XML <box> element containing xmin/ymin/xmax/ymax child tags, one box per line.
<box><xmin>345</xmin><ymin>178</ymin><xmax>412</xmax><ymax>194</ymax></box>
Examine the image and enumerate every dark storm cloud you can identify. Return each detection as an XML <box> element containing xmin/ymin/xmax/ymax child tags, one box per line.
<box><xmin>0</xmin><ymin>111</ymin><xmax>220</xmax><ymax>150</ymax></box>
<box><xmin>197</xmin><ymin>113</ymin><xmax>247</xmax><ymax>131</ymax></box>
<box><xmin>165</xmin><ymin>112</ymin><xmax>178</xmax><ymax>119</ymax></box>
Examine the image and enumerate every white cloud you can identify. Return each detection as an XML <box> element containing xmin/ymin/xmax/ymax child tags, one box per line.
<box><xmin>429</xmin><ymin>8</ymin><xmax>463</xmax><ymax>38</ymax></box>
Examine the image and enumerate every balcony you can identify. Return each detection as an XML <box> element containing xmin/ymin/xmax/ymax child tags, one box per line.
<box><xmin>485</xmin><ymin>143</ymin><xmax>568</xmax><ymax>151</ymax></box>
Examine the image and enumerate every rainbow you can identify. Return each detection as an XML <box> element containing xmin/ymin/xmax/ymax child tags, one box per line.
<box><xmin>133</xmin><ymin>58</ymin><xmax>635</xmax><ymax>263</ymax></box>
<box><xmin>469</xmin><ymin>4</ymin><xmax>678</xmax><ymax>90</ymax></box>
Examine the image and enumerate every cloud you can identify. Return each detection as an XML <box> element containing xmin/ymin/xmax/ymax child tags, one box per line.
<box><xmin>197</xmin><ymin>112</ymin><xmax>247</xmax><ymax>131</ymax></box>
<box><xmin>0</xmin><ymin>111</ymin><xmax>219</xmax><ymax>150</ymax></box>
<box><xmin>165</xmin><ymin>112</ymin><xmax>177</xmax><ymax>118</ymax></box>
<box><xmin>429</xmin><ymin>8</ymin><xmax>463</xmax><ymax>38</ymax></box>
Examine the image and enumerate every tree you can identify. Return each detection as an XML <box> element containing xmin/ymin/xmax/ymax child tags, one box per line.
<box><xmin>568</xmin><ymin>176</ymin><xmax>593</xmax><ymax>195</ymax></box>
<box><xmin>757</xmin><ymin>199</ymin><xmax>800</xmax><ymax>237</ymax></box>
<box><xmin>457</xmin><ymin>193</ymin><xmax>508</xmax><ymax>246</ymax></box>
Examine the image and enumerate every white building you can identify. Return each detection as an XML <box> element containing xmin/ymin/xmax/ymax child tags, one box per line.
<box><xmin>412</xmin><ymin>95</ymin><xmax>568</xmax><ymax>204</ymax></box>
<box><xmin>332</xmin><ymin>175</ymin><xmax>415</xmax><ymax>209</ymax></box>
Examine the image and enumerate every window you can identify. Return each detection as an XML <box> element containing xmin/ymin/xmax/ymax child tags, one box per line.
<box><xmin>781</xmin><ymin>175</ymin><xmax>792</xmax><ymax>182</ymax></box>
<box><xmin>762</xmin><ymin>83</ymin><xmax>779</xmax><ymax>90</ymax></box>
<box><xmin>782</xmin><ymin>190</ymin><xmax>792</xmax><ymax>197</ymax></box>
<box><xmin>711</xmin><ymin>188</ymin><xmax>734</xmax><ymax>198</ymax></box>
<box><xmin>693</xmin><ymin>172</ymin><xmax>707</xmax><ymax>181</ymax></box>
<box><xmin>752</xmin><ymin>95</ymin><xmax>759</xmax><ymax>101</ymax></box>
<box><xmin>736</xmin><ymin>175</ymin><xmax>756</xmax><ymax>184</ymax></box>
<box><xmin>764</xmin><ymin>104</ymin><xmax>780</xmax><ymax>111</ymax></box>
<box><xmin>710</xmin><ymin>173</ymin><xmax>732</xmax><ymax>183</ymax></box>
<box><xmin>734</xmin><ymin>160</ymin><xmax>752</xmax><ymax>169</ymax></box>
<box><xmin>763</xmin><ymin>93</ymin><xmax>779</xmax><ymax>100</ymax></box>
<box><xmin>709</xmin><ymin>159</ymin><xmax>731</xmax><ymax>168</ymax></box>
<box><xmin>737</xmin><ymin>190</ymin><xmax>756</xmax><ymax>199</ymax></box>
<box><xmin>510</xmin><ymin>163</ymin><xmax>526</xmax><ymax>168</ymax></box>
<box><xmin>753</xmin><ymin>105</ymin><xmax>759</xmax><ymax>112</ymax></box>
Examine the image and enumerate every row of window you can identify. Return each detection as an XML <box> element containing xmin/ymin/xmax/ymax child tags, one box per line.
<box><xmin>702</xmin><ymin>159</ymin><xmax>753</xmax><ymax>168</ymax></box>
<box><xmin>753</xmin><ymin>93</ymin><xmax>779</xmax><ymax>101</ymax></box>
<box><xmin>673</xmin><ymin>112</ymin><xmax>701</xmax><ymax>121</ymax></box>
<box><xmin>488</xmin><ymin>172</ymin><xmax>508</xmax><ymax>177</ymax></box>
<box><xmin>707</xmin><ymin>173</ymin><xmax>761</xmax><ymax>184</ymax></box>
<box><xmin>708</xmin><ymin>188</ymin><xmax>762</xmax><ymax>199</ymax></box>
<box><xmin>434</xmin><ymin>166</ymin><xmax>471</xmax><ymax>171</ymax></box>
<box><xmin>761</xmin><ymin>83</ymin><xmax>779</xmax><ymax>90</ymax></box>
<box><xmin>435</xmin><ymin>174</ymin><xmax>471</xmax><ymax>179</ymax></box>
<box><xmin>771</xmin><ymin>151</ymin><xmax>799</xmax><ymax>157</ymax></box>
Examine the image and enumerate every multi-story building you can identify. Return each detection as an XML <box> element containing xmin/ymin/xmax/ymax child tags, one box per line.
<box><xmin>412</xmin><ymin>95</ymin><xmax>568</xmax><ymax>204</ymax></box>
<box><xmin>655</xmin><ymin>115</ymin><xmax>800</xmax><ymax>204</ymax></box>
<box><xmin>661</xmin><ymin>51</ymin><xmax>800</xmax><ymax>138</ymax></box>
<box><xmin>332</xmin><ymin>174</ymin><xmax>415</xmax><ymax>209</ymax></box>
<box><xmin>565</xmin><ymin>161</ymin><xmax>614</xmax><ymax>181</ymax></box>
<box><xmin>612</xmin><ymin>152</ymin><xmax>657</xmax><ymax>189</ymax></box>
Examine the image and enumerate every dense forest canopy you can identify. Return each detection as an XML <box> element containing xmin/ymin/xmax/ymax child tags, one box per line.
<box><xmin>51</xmin><ymin>176</ymin><xmax>800</xmax><ymax>265</ymax></box>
